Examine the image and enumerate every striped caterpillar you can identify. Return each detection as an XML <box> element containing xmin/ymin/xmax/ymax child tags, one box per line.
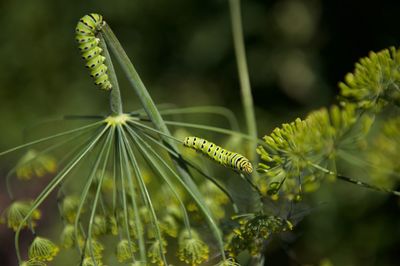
<box><xmin>183</xmin><ymin>136</ymin><xmax>253</xmax><ymax>174</ymax></box>
<box><xmin>75</xmin><ymin>13</ymin><xmax>112</xmax><ymax>91</ymax></box>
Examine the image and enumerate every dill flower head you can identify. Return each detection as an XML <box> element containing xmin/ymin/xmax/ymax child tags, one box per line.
<box><xmin>1</xmin><ymin>200</ymin><xmax>41</xmax><ymax>231</ymax></box>
<box><xmin>79</xmin><ymin>238</ymin><xmax>104</xmax><ymax>260</ymax></box>
<box><xmin>159</xmin><ymin>214</ymin><xmax>179</xmax><ymax>238</ymax></box>
<box><xmin>82</xmin><ymin>257</ymin><xmax>105</xmax><ymax>266</ymax></box>
<box><xmin>177</xmin><ymin>229</ymin><xmax>209</xmax><ymax>266</ymax></box>
<box><xmin>116</xmin><ymin>239</ymin><xmax>137</xmax><ymax>262</ymax></box>
<box><xmin>16</xmin><ymin>149</ymin><xmax>57</xmax><ymax>180</ymax></box>
<box><xmin>147</xmin><ymin>238</ymin><xmax>167</xmax><ymax>266</ymax></box>
<box><xmin>226</xmin><ymin>214</ymin><xmax>292</xmax><ymax>257</ymax></box>
<box><xmin>28</xmin><ymin>236</ymin><xmax>59</xmax><ymax>262</ymax></box>
<box><xmin>257</xmin><ymin>104</ymin><xmax>373</xmax><ymax>199</ymax></box>
<box><xmin>60</xmin><ymin>224</ymin><xmax>77</xmax><ymax>249</ymax></box>
<box><xmin>93</xmin><ymin>215</ymin><xmax>108</xmax><ymax>236</ymax></box>
<box><xmin>61</xmin><ymin>195</ymin><xmax>80</xmax><ymax>223</ymax></box>
<box><xmin>19</xmin><ymin>259</ymin><xmax>47</xmax><ymax>266</ymax></box>
<box><xmin>367</xmin><ymin>117</ymin><xmax>400</xmax><ymax>187</ymax></box>
<box><xmin>107</xmin><ymin>215</ymin><xmax>119</xmax><ymax>236</ymax></box>
<box><xmin>217</xmin><ymin>258</ymin><xmax>240</xmax><ymax>266</ymax></box>
<box><xmin>339</xmin><ymin>47</ymin><xmax>400</xmax><ymax>110</ymax></box>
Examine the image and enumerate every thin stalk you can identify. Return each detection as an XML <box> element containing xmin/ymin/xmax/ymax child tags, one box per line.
<box><xmin>116</xmin><ymin>127</ymin><xmax>146</xmax><ymax>262</ymax></box>
<box><xmin>131</xmin><ymin>106</ymin><xmax>240</xmax><ymax>131</ymax></box>
<box><xmin>74</xmin><ymin>128</ymin><xmax>111</xmax><ymax>256</ymax></box>
<box><xmin>14</xmin><ymin>125</ymin><xmax>109</xmax><ymax>263</ymax></box>
<box><xmin>229</xmin><ymin>0</ymin><xmax>257</xmax><ymax>160</ymax></box>
<box><xmin>98</xmin><ymin>34</ymin><xmax>123</xmax><ymax>115</ymax></box>
<box><xmin>124</xmin><ymin>125</ymin><xmax>193</xmax><ymax>231</ymax></box>
<box><xmin>101</xmin><ymin>23</ymin><xmax>168</xmax><ymax>134</ymax></box>
<box><xmin>86</xmin><ymin>128</ymin><xmax>113</xmax><ymax>265</ymax></box>
<box><xmin>120</xmin><ymin>128</ymin><xmax>168</xmax><ymax>265</ymax></box>
<box><xmin>101</xmin><ymin>22</ymin><xmax>217</xmax><ymax>244</ymax></box>
<box><xmin>6</xmin><ymin>126</ymin><xmax>94</xmax><ymax>199</ymax></box>
<box><xmin>308</xmin><ymin>162</ymin><xmax>400</xmax><ymax>196</ymax></box>
<box><xmin>0</xmin><ymin>121</ymin><xmax>104</xmax><ymax>157</ymax></box>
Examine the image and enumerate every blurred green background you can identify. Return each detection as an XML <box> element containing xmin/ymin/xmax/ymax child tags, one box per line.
<box><xmin>1</xmin><ymin>0</ymin><xmax>400</xmax><ymax>265</ymax></box>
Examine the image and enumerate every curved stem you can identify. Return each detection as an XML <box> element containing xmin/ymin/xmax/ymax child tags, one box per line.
<box><xmin>0</xmin><ymin>121</ymin><xmax>104</xmax><ymax>157</ymax></box>
<box><xmin>85</xmin><ymin>128</ymin><xmax>113</xmax><ymax>265</ymax></box>
<box><xmin>229</xmin><ymin>0</ymin><xmax>257</xmax><ymax>160</ymax></box>
<box><xmin>116</xmin><ymin>127</ymin><xmax>146</xmax><ymax>262</ymax></box>
<box><xmin>120</xmin><ymin>127</ymin><xmax>168</xmax><ymax>265</ymax></box>
<box><xmin>14</xmin><ymin>125</ymin><xmax>109</xmax><ymax>263</ymax></box>
<box><xmin>308</xmin><ymin>162</ymin><xmax>400</xmax><ymax>196</ymax></box>
<box><xmin>98</xmin><ymin>33</ymin><xmax>123</xmax><ymax>115</ymax></box>
<box><xmin>124</xmin><ymin>125</ymin><xmax>193</xmax><ymax>230</ymax></box>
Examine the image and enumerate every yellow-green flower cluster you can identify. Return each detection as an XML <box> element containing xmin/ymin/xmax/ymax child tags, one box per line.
<box><xmin>61</xmin><ymin>195</ymin><xmax>80</xmax><ymax>224</ymax></box>
<box><xmin>60</xmin><ymin>224</ymin><xmax>76</xmax><ymax>249</ymax></box>
<box><xmin>116</xmin><ymin>239</ymin><xmax>137</xmax><ymax>262</ymax></box>
<box><xmin>28</xmin><ymin>236</ymin><xmax>59</xmax><ymax>262</ymax></box>
<box><xmin>257</xmin><ymin>104</ymin><xmax>373</xmax><ymax>199</ymax></box>
<box><xmin>339</xmin><ymin>47</ymin><xmax>400</xmax><ymax>110</ymax></box>
<box><xmin>19</xmin><ymin>259</ymin><xmax>47</xmax><ymax>266</ymax></box>
<box><xmin>1</xmin><ymin>201</ymin><xmax>41</xmax><ymax>231</ymax></box>
<box><xmin>367</xmin><ymin>117</ymin><xmax>400</xmax><ymax>188</ymax></box>
<box><xmin>217</xmin><ymin>258</ymin><xmax>241</xmax><ymax>266</ymax></box>
<box><xmin>226</xmin><ymin>214</ymin><xmax>292</xmax><ymax>257</ymax></box>
<box><xmin>16</xmin><ymin>150</ymin><xmax>57</xmax><ymax>180</ymax></box>
<box><xmin>147</xmin><ymin>238</ymin><xmax>167</xmax><ymax>266</ymax></box>
<box><xmin>177</xmin><ymin>229</ymin><xmax>209</xmax><ymax>266</ymax></box>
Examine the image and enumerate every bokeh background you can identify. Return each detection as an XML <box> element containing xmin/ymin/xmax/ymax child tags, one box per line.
<box><xmin>1</xmin><ymin>0</ymin><xmax>399</xmax><ymax>265</ymax></box>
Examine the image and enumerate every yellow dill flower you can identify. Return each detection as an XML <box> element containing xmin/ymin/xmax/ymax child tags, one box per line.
<box><xmin>217</xmin><ymin>258</ymin><xmax>240</xmax><ymax>266</ymax></box>
<box><xmin>61</xmin><ymin>195</ymin><xmax>80</xmax><ymax>223</ymax></box>
<box><xmin>78</xmin><ymin>238</ymin><xmax>104</xmax><ymax>259</ymax></box>
<box><xmin>107</xmin><ymin>216</ymin><xmax>119</xmax><ymax>235</ymax></box>
<box><xmin>116</xmin><ymin>239</ymin><xmax>137</xmax><ymax>262</ymax></box>
<box><xmin>1</xmin><ymin>200</ymin><xmax>41</xmax><ymax>231</ymax></box>
<box><xmin>147</xmin><ymin>238</ymin><xmax>167</xmax><ymax>266</ymax></box>
<box><xmin>93</xmin><ymin>215</ymin><xmax>108</xmax><ymax>236</ymax></box>
<box><xmin>19</xmin><ymin>259</ymin><xmax>47</xmax><ymax>266</ymax></box>
<box><xmin>159</xmin><ymin>214</ymin><xmax>178</xmax><ymax>238</ymax></box>
<box><xmin>16</xmin><ymin>149</ymin><xmax>57</xmax><ymax>180</ymax></box>
<box><xmin>60</xmin><ymin>224</ymin><xmax>77</xmax><ymax>249</ymax></box>
<box><xmin>28</xmin><ymin>236</ymin><xmax>59</xmax><ymax>262</ymax></box>
<box><xmin>178</xmin><ymin>229</ymin><xmax>209</xmax><ymax>266</ymax></box>
<box><xmin>82</xmin><ymin>256</ymin><xmax>105</xmax><ymax>266</ymax></box>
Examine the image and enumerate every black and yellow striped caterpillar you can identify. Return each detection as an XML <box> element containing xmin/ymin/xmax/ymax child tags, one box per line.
<box><xmin>183</xmin><ymin>136</ymin><xmax>253</xmax><ymax>174</ymax></box>
<box><xmin>75</xmin><ymin>13</ymin><xmax>112</xmax><ymax>91</ymax></box>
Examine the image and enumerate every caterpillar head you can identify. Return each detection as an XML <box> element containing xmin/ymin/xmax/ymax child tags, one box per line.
<box><xmin>242</xmin><ymin>161</ymin><xmax>253</xmax><ymax>174</ymax></box>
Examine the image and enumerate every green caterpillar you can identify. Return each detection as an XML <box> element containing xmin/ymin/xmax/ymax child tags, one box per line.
<box><xmin>75</xmin><ymin>13</ymin><xmax>112</xmax><ymax>91</ymax></box>
<box><xmin>183</xmin><ymin>136</ymin><xmax>253</xmax><ymax>174</ymax></box>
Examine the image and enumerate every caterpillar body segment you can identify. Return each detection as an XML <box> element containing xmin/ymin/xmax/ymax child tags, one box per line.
<box><xmin>183</xmin><ymin>136</ymin><xmax>253</xmax><ymax>174</ymax></box>
<box><xmin>75</xmin><ymin>13</ymin><xmax>112</xmax><ymax>91</ymax></box>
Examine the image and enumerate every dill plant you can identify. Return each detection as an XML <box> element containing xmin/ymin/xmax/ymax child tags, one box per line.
<box><xmin>0</xmin><ymin>8</ymin><xmax>259</xmax><ymax>266</ymax></box>
<box><xmin>1</xmin><ymin>4</ymin><xmax>400</xmax><ymax>266</ymax></box>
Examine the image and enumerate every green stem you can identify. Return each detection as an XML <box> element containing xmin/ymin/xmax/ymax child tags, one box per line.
<box><xmin>101</xmin><ymin>23</ymin><xmax>168</xmax><ymax>132</ymax></box>
<box><xmin>229</xmin><ymin>0</ymin><xmax>257</xmax><ymax>160</ymax></box>
<box><xmin>98</xmin><ymin>34</ymin><xmax>123</xmax><ymax>115</ymax></box>
<box><xmin>102</xmin><ymin>23</ymin><xmax>226</xmax><ymax>258</ymax></box>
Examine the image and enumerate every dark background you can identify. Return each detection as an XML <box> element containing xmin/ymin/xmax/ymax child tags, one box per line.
<box><xmin>1</xmin><ymin>0</ymin><xmax>399</xmax><ymax>265</ymax></box>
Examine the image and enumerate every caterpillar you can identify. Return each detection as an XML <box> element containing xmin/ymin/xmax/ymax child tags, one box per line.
<box><xmin>183</xmin><ymin>136</ymin><xmax>253</xmax><ymax>174</ymax></box>
<box><xmin>75</xmin><ymin>13</ymin><xmax>112</xmax><ymax>91</ymax></box>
